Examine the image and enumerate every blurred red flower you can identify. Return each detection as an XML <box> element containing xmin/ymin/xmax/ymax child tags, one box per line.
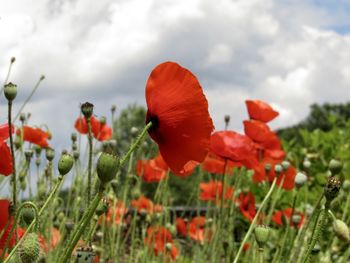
<box><xmin>199</xmin><ymin>180</ymin><xmax>234</xmax><ymax>202</ymax></box>
<box><xmin>74</xmin><ymin>116</ymin><xmax>112</xmax><ymax>141</ymax></box>
<box><xmin>201</xmin><ymin>153</ymin><xmax>238</xmax><ymax>175</ymax></box>
<box><xmin>188</xmin><ymin>216</ymin><xmax>211</xmax><ymax>243</ymax></box>
<box><xmin>237</xmin><ymin>192</ymin><xmax>256</xmax><ymax>222</ymax></box>
<box><xmin>0</xmin><ymin>124</ymin><xmax>13</xmax><ymax>176</ymax></box>
<box><xmin>131</xmin><ymin>196</ymin><xmax>162</xmax><ymax>214</ymax></box>
<box><xmin>272</xmin><ymin>208</ymin><xmax>304</xmax><ymax>229</ymax></box>
<box><xmin>145</xmin><ymin>226</ymin><xmax>179</xmax><ymax>260</ymax></box>
<box><xmin>245</xmin><ymin>100</ymin><xmax>278</xmax><ymax>123</ymax></box>
<box><xmin>145</xmin><ymin>62</ymin><xmax>214</xmax><ymax>176</ymax></box>
<box><xmin>16</xmin><ymin>126</ymin><xmax>50</xmax><ymax>147</ymax></box>
<box><xmin>105</xmin><ymin>201</ymin><xmax>128</xmax><ymax>226</ymax></box>
<box><xmin>243</xmin><ymin>120</ymin><xmax>273</xmax><ymax>143</ymax></box>
<box><xmin>175</xmin><ymin>218</ymin><xmax>187</xmax><ymax>237</ymax></box>
<box><xmin>136</xmin><ymin>154</ymin><xmax>168</xmax><ymax>183</ymax></box>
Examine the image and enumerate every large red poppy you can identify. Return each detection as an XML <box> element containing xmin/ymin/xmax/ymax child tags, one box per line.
<box><xmin>145</xmin><ymin>62</ymin><xmax>214</xmax><ymax>175</ymax></box>
<box><xmin>131</xmin><ymin>196</ymin><xmax>162</xmax><ymax>214</ymax></box>
<box><xmin>245</xmin><ymin>100</ymin><xmax>279</xmax><ymax>123</ymax></box>
<box><xmin>16</xmin><ymin>126</ymin><xmax>50</xmax><ymax>148</ymax></box>
<box><xmin>74</xmin><ymin>116</ymin><xmax>112</xmax><ymax>141</ymax></box>
<box><xmin>144</xmin><ymin>226</ymin><xmax>179</xmax><ymax>260</ymax></box>
<box><xmin>199</xmin><ymin>180</ymin><xmax>234</xmax><ymax>202</ymax></box>
<box><xmin>243</xmin><ymin>120</ymin><xmax>273</xmax><ymax>143</ymax></box>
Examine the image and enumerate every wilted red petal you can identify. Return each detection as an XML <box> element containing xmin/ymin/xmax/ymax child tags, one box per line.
<box><xmin>74</xmin><ymin>117</ymin><xmax>88</xmax><ymax>134</ymax></box>
<box><xmin>245</xmin><ymin>100</ymin><xmax>279</xmax><ymax>123</ymax></box>
<box><xmin>145</xmin><ymin>62</ymin><xmax>214</xmax><ymax>175</ymax></box>
<box><xmin>243</xmin><ymin>120</ymin><xmax>272</xmax><ymax>143</ymax></box>
<box><xmin>0</xmin><ymin>142</ymin><xmax>13</xmax><ymax>176</ymax></box>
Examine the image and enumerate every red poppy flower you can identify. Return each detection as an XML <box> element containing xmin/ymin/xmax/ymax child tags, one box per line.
<box><xmin>258</xmin><ymin>132</ymin><xmax>285</xmax><ymax>160</ymax></box>
<box><xmin>210</xmin><ymin>131</ymin><xmax>258</xmax><ymax>169</ymax></box>
<box><xmin>145</xmin><ymin>62</ymin><xmax>214</xmax><ymax>175</ymax></box>
<box><xmin>136</xmin><ymin>154</ymin><xmax>168</xmax><ymax>183</ymax></box>
<box><xmin>199</xmin><ymin>180</ymin><xmax>234</xmax><ymax>202</ymax></box>
<box><xmin>16</xmin><ymin>126</ymin><xmax>50</xmax><ymax>147</ymax></box>
<box><xmin>74</xmin><ymin>116</ymin><xmax>112</xmax><ymax>141</ymax></box>
<box><xmin>0</xmin><ymin>143</ymin><xmax>12</xmax><ymax>176</ymax></box>
<box><xmin>131</xmin><ymin>196</ymin><xmax>162</xmax><ymax>214</ymax></box>
<box><xmin>272</xmin><ymin>208</ymin><xmax>304</xmax><ymax>229</ymax></box>
<box><xmin>187</xmin><ymin>216</ymin><xmax>211</xmax><ymax>243</ymax></box>
<box><xmin>243</xmin><ymin>120</ymin><xmax>273</xmax><ymax>143</ymax></box>
<box><xmin>145</xmin><ymin>226</ymin><xmax>179</xmax><ymax>260</ymax></box>
<box><xmin>237</xmin><ymin>192</ymin><xmax>256</xmax><ymax>222</ymax></box>
<box><xmin>0</xmin><ymin>199</ymin><xmax>24</xmax><ymax>249</ymax></box>
<box><xmin>175</xmin><ymin>218</ymin><xmax>187</xmax><ymax>237</ymax></box>
<box><xmin>245</xmin><ymin>100</ymin><xmax>279</xmax><ymax>123</ymax></box>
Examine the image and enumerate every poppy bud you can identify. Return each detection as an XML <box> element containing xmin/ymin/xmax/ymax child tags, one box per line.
<box><xmin>165</xmin><ymin>243</ymin><xmax>173</xmax><ymax>251</ymax></box>
<box><xmin>295</xmin><ymin>172</ymin><xmax>307</xmax><ymax>188</ymax></box>
<box><xmin>24</xmin><ymin>149</ymin><xmax>34</xmax><ymax>161</ymax></box>
<box><xmin>20</xmin><ymin>180</ymin><xmax>26</xmax><ymax>191</ymax></box>
<box><xmin>4</xmin><ymin>82</ymin><xmax>17</xmax><ymax>101</ymax></box>
<box><xmin>96</xmin><ymin>153</ymin><xmax>120</xmax><ymax>184</ymax></box>
<box><xmin>303</xmin><ymin>159</ymin><xmax>311</xmax><ymax>169</ymax></box>
<box><xmin>264</xmin><ymin>164</ymin><xmax>272</xmax><ymax>173</ymax></box>
<box><xmin>292</xmin><ymin>215</ymin><xmax>301</xmax><ymax>226</ymax></box>
<box><xmin>131</xmin><ymin>188</ymin><xmax>141</xmax><ymax>199</ymax></box>
<box><xmin>20</xmin><ymin>113</ymin><xmax>26</xmax><ymax>122</ymax></box>
<box><xmin>329</xmin><ymin>159</ymin><xmax>343</xmax><ymax>175</ymax></box>
<box><xmin>45</xmin><ymin>148</ymin><xmax>55</xmax><ymax>161</ymax></box>
<box><xmin>22</xmin><ymin>206</ymin><xmax>35</xmax><ymax>226</ymax></box>
<box><xmin>274</xmin><ymin>164</ymin><xmax>282</xmax><ymax>174</ymax></box>
<box><xmin>38</xmin><ymin>184</ymin><xmax>46</xmax><ymax>199</ymax></box>
<box><xmin>18</xmin><ymin>233</ymin><xmax>40</xmax><ymax>263</ymax></box>
<box><xmin>111</xmin><ymin>104</ymin><xmax>117</xmax><ymax>113</ymax></box>
<box><xmin>254</xmin><ymin>225</ymin><xmax>270</xmax><ymax>248</ymax></box>
<box><xmin>130</xmin><ymin>127</ymin><xmax>139</xmax><ymax>136</ymax></box>
<box><xmin>75</xmin><ymin>246</ymin><xmax>95</xmax><ymax>263</ymax></box>
<box><xmin>71</xmin><ymin>132</ymin><xmax>77</xmax><ymax>142</ymax></box>
<box><xmin>311</xmin><ymin>243</ymin><xmax>321</xmax><ymax>254</ymax></box>
<box><xmin>100</xmin><ymin>116</ymin><xmax>107</xmax><ymax>125</ymax></box>
<box><xmin>72</xmin><ymin>143</ymin><xmax>78</xmax><ymax>151</ymax></box>
<box><xmin>333</xmin><ymin>219</ymin><xmax>350</xmax><ymax>242</ymax></box>
<box><xmin>11</xmin><ymin>57</ymin><xmax>16</xmax><ymax>63</ymax></box>
<box><xmin>73</xmin><ymin>150</ymin><xmax>80</xmax><ymax>160</ymax></box>
<box><xmin>35</xmin><ymin>157</ymin><xmax>41</xmax><ymax>167</ymax></box>
<box><xmin>282</xmin><ymin>161</ymin><xmax>290</xmax><ymax>171</ymax></box>
<box><xmin>57</xmin><ymin>212</ymin><xmax>65</xmax><ymax>221</ymax></box>
<box><xmin>224</xmin><ymin>115</ymin><xmax>230</xmax><ymax>125</ymax></box>
<box><xmin>96</xmin><ymin>199</ymin><xmax>109</xmax><ymax>216</ymax></box>
<box><xmin>81</xmin><ymin>102</ymin><xmax>94</xmax><ymax>119</ymax></box>
<box><xmin>58</xmin><ymin>153</ymin><xmax>74</xmax><ymax>176</ymax></box>
<box><xmin>343</xmin><ymin>180</ymin><xmax>350</xmax><ymax>191</ymax></box>
<box><xmin>324</xmin><ymin>176</ymin><xmax>341</xmax><ymax>202</ymax></box>
<box><xmin>33</xmin><ymin>145</ymin><xmax>42</xmax><ymax>157</ymax></box>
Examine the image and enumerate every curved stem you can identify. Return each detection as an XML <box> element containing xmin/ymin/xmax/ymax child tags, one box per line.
<box><xmin>233</xmin><ymin>177</ymin><xmax>277</xmax><ymax>263</ymax></box>
<box><xmin>87</xmin><ymin>117</ymin><xmax>93</xmax><ymax>207</ymax></box>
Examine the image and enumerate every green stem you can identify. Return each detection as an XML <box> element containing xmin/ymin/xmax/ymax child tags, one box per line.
<box><xmin>266</xmin><ymin>175</ymin><xmax>285</xmax><ymax>225</ymax></box>
<box><xmin>258</xmin><ymin>248</ymin><xmax>264</xmax><ymax>263</ymax></box>
<box><xmin>233</xmin><ymin>177</ymin><xmax>277</xmax><ymax>263</ymax></box>
<box><xmin>120</xmin><ymin>122</ymin><xmax>152</xmax><ymax>167</ymax></box>
<box><xmin>87</xmin><ymin>117</ymin><xmax>93</xmax><ymax>207</ymax></box>
<box><xmin>60</xmin><ymin>189</ymin><xmax>104</xmax><ymax>263</ymax></box>
<box><xmin>4</xmin><ymin>175</ymin><xmax>65</xmax><ymax>263</ymax></box>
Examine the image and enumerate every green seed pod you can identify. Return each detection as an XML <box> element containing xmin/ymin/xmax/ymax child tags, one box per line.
<box><xmin>73</xmin><ymin>150</ymin><xmax>80</xmax><ymax>160</ymax></box>
<box><xmin>45</xmin><ymin>148</ymin><xmax>55</xmax><ymax>162</ymax></box>
<box><xmin>303</xmin><ymin>159</ymin><xmax>311</xmax><ymax>169</ymax></box>
<box><xmin>100</xmin><ymin>116</ymin><xmax>107</xmax><ymax>125</ymax></box>
<box><xmin>96</xmin><ymin>153</ymin><xmax>120</xmax><ymax>184</ymax></box>
<box><xmin>35</xmin><ymin>158</ymin><xmax>41</xmax><ymax>167</ymax></box>
<box><xmin>20</xmin><ymin>113</ymin><xmax>26</xmax><ymax>122</ymax></box>
<box><xmin>4</xmin><ymin>82</ymin><xmax>17</xmax><ymax>101</ymax></box>
<box><xmin>295</xmin><ymin>172</ymin><xmax>307</xmax><ymax>188</ymax></box>
<box><xmin>224</xmin><ymin>115</ymin><xmax>230</xmax><ymax>125</ymax></box>
<box><xmin>111</xmin><ymin>104</ymin><xmax>116</xmax><ymax>113</ymax></box>
<box><xmin>24</xmin><ymin>149</ymin><xmax>34</xmax><ymax>161</ymax></box>
<box><xmin>131</xmin><ymin>187</ymin><xmax>141</xmax><ymax>200</ymax></box>
<box><xmin>71</xmin><ymin>132</ymin><xmax>77</xmax><ymax>142</ymax></box>
<box><xmin>20</xmin><ymin>180</ymin><xmax>27</xmax><ymax>191</ymax></box>
<box><xmin>33</xmin><ymin>145</ymin><xmax>42</xmax><ymax>157</ymax></box>
<box><xmin>324</xmin><ymin>176</ymin><xmax>341</xmax><ymax>202</ymax></box>
<box><xmin>21</xmin><ymin>207</ymin><xmax>35</xmax><ymax>226</ymax></box>
<box><xmin>274</xmin><ymin>164</ymin><xmax>282</xmax><ymax>174</ymax></box>
<box><xmin>329</xmin><ymin>159</ymin><xmax>343</xmax><ymax>175</ymax></box>
<box><xmin>38</xmin><ymin>184</ymin><xmax>46</xmax><ymax>199</ymax></box>
<box><xmin>281</xmin><ymin>161</ymin><xmax>290</xmax><ymax>171</ymax></box>
<box><xmin>254</xmin><ymin>225</ymin><xmax>270</xmax><ymax>248</ymax></box>
<box><xmin>81</xmin><ymin>102</ymin><xmax>94</xmax><ymax>119</ymax></box>
<box><xmin>58</xmin><ymin>153</ymin><xmax>74</xmax><ymax>176</ymax></box>
<box><xmin>18</xmin><ymin>233</ymin><xmax>40</xmax><ymax>263</ymax></box>
<box><xmin>333</xmin><ymin>219</ymin><xmax>350</xmax><ymax>242</ymax></box>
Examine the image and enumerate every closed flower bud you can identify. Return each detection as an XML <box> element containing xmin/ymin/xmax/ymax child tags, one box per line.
<box><xmin>45</xmin><ymin>148</ymin><xmax>55</xmax><ymax>161</ymax></box>
<box><xmin>73</xmin><ymin>150</ymin><xmax>80</xmax><ymax>160</ymax></box>
<box><xmin>295</xmin><ymin>172</ymin><xmax>307</xmax><ymax>188</ymax></box>
<box><xmin>96</xmin><ymin>153</ymin><xmax>120</xmax><ymax>184</ymax></box>
<box><xmin>111</xmin><ymin>104</ymin><xmax>117</xmax><ymax>113</ymax></box>
<box><xmin>292</xmin><ymin>215</ymin><xmax>301</xmax><ymax>226</ymax></box>
<box><xmin>71</xmin><ymin>133</ymin><xmax>77</xmax><ymax>142</ymax></box>
<box><xmin>58</xmin><ymin>153</ymin><xmax>74</xmax><ymax>176</ymax></box>
<box><xmin>329</xmin><ymin>159</ymin><xmax>343</xmax><ymax>175</ymax></box>
<box><xmin>35</xmin><ymin>158</ymin><xmax>41</xmax><ymax>167</ymax></box>
<box><xmin>165</xmin><ymin>243</ymin><xmax>173</xmax><ymax>251</ymax></box>
<box><xmin>224</xmin><ymin>115</ymin><xmax>230</xmax><ymax>125</ymax></box>
<box><xmin>20</xmin><ymin>180</ymin><xmax>27</xmax><ymax>191</ymax></box>
<box><xmin>324</xmin><ymin>176</ymin><xmax>341</xmax><ymax>202</ymax></box>
<box><xmin>130</xmin><ymin>127</ymin><xmax>139</xmax><ymax>136</ymax></box>
<box><xmin>303</xmin><ymin>159</ymin><xmax>311</xmax><ymax>169</ymax></box>
<box><xmin>24</xmin><ymin>149</ymin><xmax>34</xmax><ymax>161</ymax></box>
<box><xmin>282</xmin><ymin>161</ymin><xmax>290</xmax><ymax>171</ymax></box>
<box><xmin>81</xmin><ymin>102</ymin><xmax>94</xmax><ymax>119</ymax></box>
<box><xmin>20</xmin><ymin>113</ymin><xmax>26</xmax><ymax>122</ymax></box>
<box><xmin>333</xmin><ymin>219</ymin><xmax>350</xmax><ymax>242</ymax></box>
<box><xmin>21</xmin><ymin>207</ymin><xmax>35</xmax><ymax>226</ymax></box>
<box><xmin>18</xmin><ymin>233</ymin><xmax>40</xmax><ymax>263</ymax></box>
<box><xmin>265</xmin><ymin>164</ymin><xmax>272</xmax><ymax>173</ymax></box>
<box><xmin>343</xmin><ymin>180</ymin><xmax>350</xmax><ymax>191</ymax></box>
<box><xmin>274</xmin><ymin>164</ymin><xmax>282</xmax><ymax>174</ymax></box>
<box><xmin>4</xmin><ymin>82</ymin><xmax>17</xmax><ymax>101</ymax></box>
<box><xmin>100</xmin><ymin>116</ymin><xmax>107</xmax><ymax>125</ymax></box>
<box><xmin>254</xmin><ymin>225</ymin><xmax>270</xmax><ymax>248</ymax></box>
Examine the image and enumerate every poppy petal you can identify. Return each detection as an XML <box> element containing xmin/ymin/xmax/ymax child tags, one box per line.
<box><xmin>245</xmin><ymin>100</ymin><xmax>279</xmax><ymax>123</ymax></box>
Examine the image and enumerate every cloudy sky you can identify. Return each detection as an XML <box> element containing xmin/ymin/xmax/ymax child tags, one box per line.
<box><xmin>1</xmin><ymin>0</ymin><xmax>350</xmax><ymax>152</ymax></box>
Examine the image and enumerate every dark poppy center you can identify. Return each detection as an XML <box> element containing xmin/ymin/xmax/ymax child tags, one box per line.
<box><xmin>146</xmin><ymin>113</ymin><xmax>159</xmax><ymax>133</ymax></box>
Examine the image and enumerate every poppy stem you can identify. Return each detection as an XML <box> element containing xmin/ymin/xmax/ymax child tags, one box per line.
<box><xmin>86</xmin><ymin>117</ymin><xmax>93</xmax><ymax>208</ymax></box>
<box><xmin>7</xmin><ymin>100</ymin><xmax>17</xmax><ymax>241</ymax></box>
<box><xmin>233</xmin><ymin>177</ymin><xmax>277</xmax><ymax>263</ymax></box>
<box><xmin>4</xmin><ymin>174</ymin><xmax>65</xmax><ymax>263</ymax></box>
<box><xmin>120</xmin><ymin>121</ymin><xmax>152</xmax><ymax>167</ymax></box>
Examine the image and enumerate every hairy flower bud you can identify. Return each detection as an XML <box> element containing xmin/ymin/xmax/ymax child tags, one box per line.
<box><xmin>18</xmin><ymin>233</ymin><xmax>40</xmax><ymax>263</ymax></box>
<box><xmin>295</xmin><ymin>172</ymin><xmax>307</xmax><ymax>188</ymax></box>
<box><xmin>21</xmin><ymin>207</ymin><xmax>35</xmax><ymax>226</ymax></box>
<box><xmin>333</xmin><ymin>219</ymin><xmax>350</xmax><ymax>242</ymax></box>
<box><xmin>96</xmin><ymin>153</ymin><xmax>120</xmax><ymax>184</ymax></box>
<box><xmin>4</xmin><ymin>82</ymin><xmax>17</xmax><ymax>101</ymax></box>
<box><xmin>81</xmin><ymin>102</ymin><xmax>94</xmax><ymax>119</ymax></box>
<box><xmin>58</xmin><ymin>153</ymin><xmax>74</xmax><ymax>176</ymax></box>
<box><xmin>324</xmin><ymin>176</ymin><xmax>341</xmax><ymax>202</ymax></box>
